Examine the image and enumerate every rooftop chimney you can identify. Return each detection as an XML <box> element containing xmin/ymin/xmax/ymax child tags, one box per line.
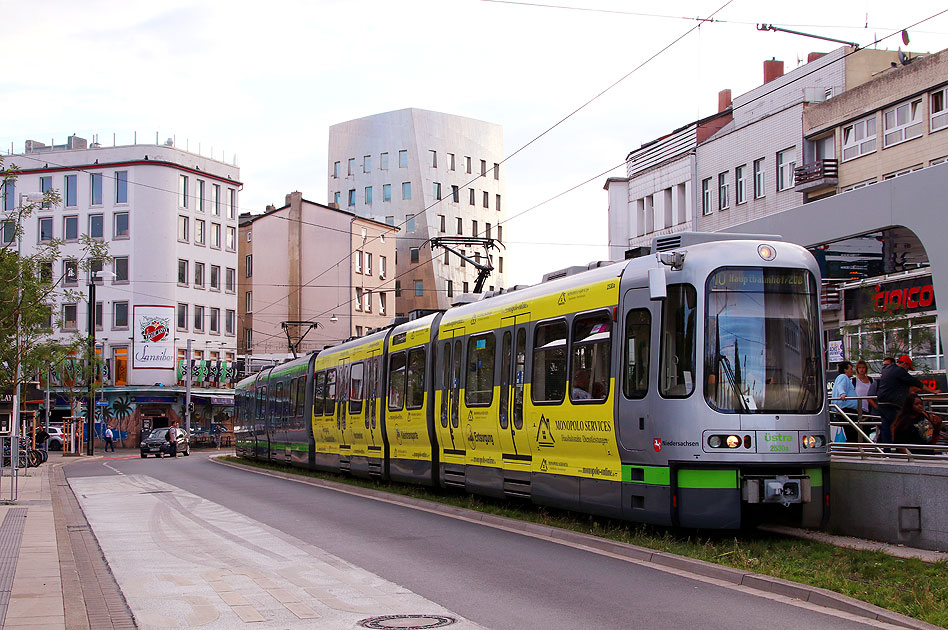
<box><xmin>67</xmin><ymin>135</ymin><xmax>88</xmax><ymax>150</ymax></box>
<box><xmin>807</xmin><ymin>52</ymin><xmax>827</xmax><ymax>63</ymax></box>
<box><xmin>763</xmin><ymin>58</ymin><xmax>784</xmax><ymax>84</ymax></box>
<box><xmin>718</xmin><ymin>89</ymin><xmax>732</xmax><ymax>113</ymax></box>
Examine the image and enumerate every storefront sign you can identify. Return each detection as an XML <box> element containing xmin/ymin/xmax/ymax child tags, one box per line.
<box><xmin>133</xmin><ymin>305</ymin><xmax>175</xmax><ymax>369</ymax></box>
<box><xmin>844</xmin><ymin>275</ymin><xmax>937</xmax><ymax>321</ymax></box>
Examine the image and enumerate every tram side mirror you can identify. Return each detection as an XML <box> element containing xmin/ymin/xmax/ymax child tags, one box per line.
<box><xmin>648</xmin><ymin>267</ymin><xmax>667</xmax><ymax>301</ymax></box>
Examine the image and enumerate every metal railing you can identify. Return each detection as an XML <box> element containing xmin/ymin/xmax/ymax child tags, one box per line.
<box><xmin>794</xmin><ymin>159</ymin><xmax>839</xmax><ymax>186</ymax></box>
<box><xmin>829</xmin><ymin>394</ymin><xmax>948</xmax><ymax>462</ymax></box>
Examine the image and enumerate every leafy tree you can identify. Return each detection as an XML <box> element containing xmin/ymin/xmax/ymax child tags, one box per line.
<box><xmin>0</xmin><ymin>161</ymin><xmax>111</xmax><ymax>405</ymax></box>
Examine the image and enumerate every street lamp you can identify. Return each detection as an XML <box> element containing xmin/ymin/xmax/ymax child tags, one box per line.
<box><xmin>86</xmin><ymin>269</ymin><xmax>115</xmax><ymax>455</ymax></box>
<box><xmin>12</xmin><ymin>192</ymin><xmax>44</xmax><ymax>454</ymax></box>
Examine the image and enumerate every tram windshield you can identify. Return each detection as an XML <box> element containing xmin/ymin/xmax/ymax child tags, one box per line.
<box><xmin>705</xmin><ymin>267</ymin><xmax>822</xmax><ymax>414</ymax></box>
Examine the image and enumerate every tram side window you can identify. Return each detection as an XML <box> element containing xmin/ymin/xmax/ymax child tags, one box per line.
<box><xmin>532</xmin><ymin>320</ymin><xmax>567</xmax><ymax>403</ymax></box>
<box><xmin>313</xmin><ymin>371</ymin><xmax>325</xmax><ymax>416</ymax></box>
<box><xmin>660</xmin><ymin>284</ymin><xmax>697</xmax><ymax>398</ymax></box>
<box><xmin>623</xmin><ymin>309</ymin><xmax>651</xmax><ymax>399</ymax></box>
<box><xmin>407</xmin><ymin>347</ymin><xmax>426</xmax><ymax>409</ymax></box>
<box><xmin>570</xmin><ymin>311</ymin><xmax>611</xmax><ymax>402</ymax></box>
<box><xmin>294</xmin><ymin>376</ymin><xmax>305</xmax><ymax>417</ymax></box>
<box><xmin>349</xmin><ymin>362</ymin><xmax>364</xmax><ymax>414</ymax></box>
<box><xmin>257</xmin><ymin>386</ymin><xmax>267</xmax><ymax>419</ymax></box>
<box><xmin>325</xmin><ymin>369</ymin><xmax>337</xmax><ymax>416</ymax></box>
<box><xmin>388</xmin><ymin>352</ymin><xmax>406</xmax><ymax>411</ymax></box>
<box><xmin>465</xmin><ymin>333</ymin><xmax>495</xmax><ymax>406</ymax></box>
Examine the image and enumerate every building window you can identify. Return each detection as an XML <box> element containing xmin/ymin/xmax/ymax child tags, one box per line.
<box><xmin>482</xmin><ymin>191</ymin><xmax>489</xmax><ymax>208</ymax></box>
<box><xmin>496</xmin><ymin>194</ymin><xmax>501</xmax><ymax>212</ymax></box>
<box><xmin>212</xmin><ymin>184</ymin><xmax>221</xmax><ymax>216</ymax></box>
<box><xmin>194</xmin><ymin>305</ymin><xmax>205</xmax><ymax>332</ymax></box>
<box><xmin>245</xmin><ymin>255</ymin><xmax>252</xmax><ymax>277</ymax></box>
<box><xmin>753</xmin><ymin>158</ymin><xmax>765</xmax><ymax>198</ymax></box>
<box><xmin>225</xmin><ymin>309</ymin><xmax>235</xmax><ymax>335</ymax></box>
<box><xmin>226</xmin><ymin>226</ymin><xmax>236</xmax><ymax>250</ymax></box>
<box><xmin>64</xmin><ymin>215</ymin><xmax>78</xmax><ymax>241</ymax></box>
<box><xmin>194</xmin><ymin>220</ymin><xmax>208</xmax><ymax>247</ymax></box>
<box><xmin>364</xmin><ymin>290</ymin><xmax>372</xmax><ymax>312</ymax></box>
<box><xmin>402</xmin><ymin>182</ymin><xmax>411</xmax><ymax>200</ymax></box>
<box><xmin>195</xmin><ymin>262</ymin><xmax>205</xmax><ymax>288</ymax></box>
<box><xmin>842</xmin><ymin>116</ymin><xmax>877</xmax><ymax>161</ymax></box>
<box><xmin>451</xmin><ymin>185</ymin><xmax>459</xmax><ymax>203</ymax></box>
<box><xmin>113</xmin><ymin>302</ymin><xmax>129</xmax><ymax>328</ymax></box>
<box><xmin>365</xmin><ymin>252</ymin><xmax>372</xmax><ymax>275</ymax></box>
<box><xmin>89</xmin><ymin>258</ymin><xmax>104</xmax><ymax>284</ymax></box>
<box><xmin>776</xmin><ymin>148</ymin><xmax>795</xmax><ymax>191</ymax></box>
<box><xmin>382</xmin><ymin>184</ymin><xmax>391</xmax><ymax>202</ymax></box>
<box><xmin>334</xmin><ymin>191</ymin><xmax>341</xmax><ymax>206</ymax></box>
<box><xmin>883</xmin><ymin>97</ymin><xmax>924</xmax><ymax>147</ymax></box>
<box><xmin>89</xmin><ymin>214</ymin><xmax>104</xmax><ymax>239</ymax></box>
<box><xmin>348</xmin><ymin>189</ymin><xmax>356</xmax><ymax>207</ymax></box>
<box><xmin>414</xmin><ymin>280</ymin><xmax>423</xmax><ymax>296</ymax></box>
<box><xmin>386</xmin><ymin>215</ymin><xmax>395</xmax><ymax>226</ymax></box>
<box><xmin>245</xmin><ymin>291</ymin><xmax>252</xmax><ymax>313</ymax></box>
<box><xmin>333</xmin><ymin>161</ymin><xmax>340</xmax><ymax>178</ymax></box>
<box><xmin>2</xmin><ymin>181</ymin><xmax>13</xmax><ymax>212</ymax></box>
<box><xmin>62</xmin><ymin>304</ymin><xmax>78</xmax><ymax>330</ymax></box>
<box><xmin>463</xmin><ymin>281</ymin><xmax>469</xmax><ymax>293</ymax></box>
<box><xmin>499</xmin><ymin>256</ymin><xmax>504</xmax><ymax>273</ymax></box>
<box><xmin>355</xmin><ymin>287</ymin><xmax>363</xmax><ymax>311</ymax></box>
<box><xmin>469</xmin><ymin>188</ymin><xmax>475</xmax><ymax>205</ymax></box>
<box><xmin>485</xmin><ymin>223</ymin><xmax>492</xmax><ymax>239</ymax></box>
<box><xmin>115</xmin><ymin>171</ymin><xmax>128</xmax><ymax>204</ymax></box>
<box><xmin>39</xmin><ymin>217</ymin><xmax>53</xmax><ymax>241</ymax></box>
<box><xmin>1</xmin><ymin>221</ymin><xmax>14</xmax><ymax>244</ymax></box>
<box><xmin>448</xmin><ymin>153</ymin><xmax>456</xmax><ymax>170</ymax></box>
<box><xmin>379</xmin><ymin>256</ymin><xmax>386</xmax><ymax>278</ymax></box>
<box><xmin>433</xmin><ymin>182</ymin><xmax>441</xmax><ymax>200</ymax></box>
<box><xmin>226</xmin><ymin>267</ymin><xmax>235</xmax><ymax>292</ymax></box>
<box><xmin>63</xmin><ymin>260</ymin><xmax>78</xmax><ymax>286</ymax></box>
<box><xmin>348</xmin><ymin>158</ymin><xmax>355</xmax><ymax>176</ymax></box>
<box><xmin>429</xmin><ymin>150</ymin><xmax>437</xmax><ymax>168</ymax></box>
<box><xmin>90</xmin><ymin>173</ymin><xmax>103</xmax><ymax>206</ymax></box>
<box><xmin>406</xmin><ymin>214</ymin><xmax>415</xmax><ymax>232</ymax></box>
<box><xmin>380</xmin><ymin>152</ymin><xmax>389</xmax><ymax>170</ymax></box>
<box><xmin>735</xmin><ymin>165</ymin><xmax>746</xmax><ymax>204</ymax></box>
<box><xmin>497</xmin><ymin>225</ymin><xmax>503</xmax><ymax>242</ymax></box>
<box><xmin>364</xmin><ymin>155</ymin><xmax>372</xmax><ymax>173</ymax></box>
<box><xmin>210</xmin><ymin>308</ymin><xmax>220</xmax><ymax>334</ymax></box>
<box><xmin>480</xmin><ymin>160</ymin><xmax>487</xmax><ymax>176</ymax></box>
<box><xmin>65</xmin><ymin>174</ymin><xmax>77</xmax><ymax>207</ymax></box>
<box><xmin>443</xmin><ymin>250</ymin><xmax>450</xmax><ymax>265</ymax></box>
<box><xmin>210</xmin><ymin>265</ymin><xmax>220</xmax><ymax>290</ymax></box>
<box><xmin>447</xmin><ymin>280</ymin><xmax>453</xmax><ymax>298</ymax></box>
<box><xmin>196</xmin><ymin>179</ymin><xmax>205</xmax><ymax>212</ymax></box>
<box><xmin>179</xmin><ymin>175</ymin><xmax>188</xmax><ymax>208</ymax></box>
<box><xmin>718</xmin><ymin>172</ymin><xmax>729</xmax><ymax>210</ymax></box>
<box><xmin>113</xmin><ymin>256</ymin><xmax>129</xmax><ymax>282</ymax></box>
<box><xmin>701</xmin><ymin>178</ymin><xmax>711</xmax><ymax>215</ymax></box>
<box><xmin>931</xmin><ymin>88</ymin><xmax>948</xmax><ymax>132</ymax></box>
<box><xmin>211</xmin><ymin>223</ymin><xmax>221</xmax><ymax>248</ymax></box>
<box><xmin>354</xmin><ymin>250</ymin><xmax>363</xmax><ymax>274</ymax></box>
<box><xmin>472</xmin><ymin>219</ymin><xmax>478</xmax><ymax>237</ymax></box>
<box><xmin>177</xmin><ymin>303</ymin><xmax>188</xmax><ymax>330</ymax></box>
<box><xmin>178</xmin><ymin>215</ymin><xmax>189</xmax><ymax>242</ymax></box>
<box><xmin>244</xmin><ymin>328</ymin><xmax>252</xmax><ymax>349</ymax></box>
<box><xmin>114</xmin><ymin>212</ymin><xmax>129</xmax><ymax>238</ymax></box>
<box><xmin>438</xmin><ymin>215</ymin><xmax>446</xmax><ymax>232</ymax></box>
<box><xmin>228</xmin><ymin>188</ymin><xmax>236</xmax><ymax>219</ymax></box>
<box><xmin>178</xmin><ymin>259</ymin><xmax>188</xmax><ymax>285</ymax></box>
<box><xmin>399</xmin><ymin>150</ymin><xmax>408</xmax><ymax>168</ymax></box>
<box><xmin>410</xmin><ymin>247</ymin><xmax>420</xmax><ymax>263</ymax></box>
<box><xmin>365</xmin><ymin>186</ymin><xmax>373</xmax><ymax>204</ymax></box>
<box><xmin>457</xmin><ymin>217</ymin><xmax>463</xmax><ymax>235</ymax></box>
<box><xmin>379</xmin><ymin>292</ymin><xmax>386</xmax><ymax>315</ymax></box>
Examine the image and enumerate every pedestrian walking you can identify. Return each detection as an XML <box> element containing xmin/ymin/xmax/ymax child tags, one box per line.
<box><xmin>35</xmin><ymin>426</ymin><xmax>49</xmax><ymax>453</ymax></box>
<box><xmin>875</xmin><ymin>355</ymin><xmax>938</xmax><ymax>444</ymax></box>
<box><xmin>832</xmin><ymin>361</ymin><xmax>858</xmax><ymax>441</ymax></box>
<box><xmin>104</xmin><ymin>425</ymin><xmax>115</xmax><ymax>453</ymax></box>
<box><xmin>214</xmin><ymin>429</ymin><xmax>222</xmax><ymax>450</ymax></box>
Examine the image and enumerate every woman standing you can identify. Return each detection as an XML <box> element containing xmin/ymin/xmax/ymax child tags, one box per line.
<box><xmin>892</xmin><ymin>393</ymin><xmax>942</xmax><ymax>454</ymax></box>
<box><xmin>852</xmin><ymin>360</ymin><xmax>876</xmax><ymax>439</ymax></box>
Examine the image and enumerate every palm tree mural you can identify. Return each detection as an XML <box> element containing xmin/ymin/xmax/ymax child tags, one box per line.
<box><xmin>111</xmin><ymin>396</ymin><xmax>134</xmax><ymax>443</ymax></box>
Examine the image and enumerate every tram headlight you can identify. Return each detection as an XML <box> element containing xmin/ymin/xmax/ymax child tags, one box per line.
<box><xmin>758</xmin><ymin>244</ymin><xmax>776</xmax><ymax>261</ymax></box>
<box><xmin>708</xmin><ymin>435</ymin><xmax>722</xmax><ymax>448</ymax></box>
<box><xmin>726</xmin><ymin>435</ymin><xmax>741</xmax><ymax>449</ymax></box>
<box><xmin>802</xmin><ymin>435</ymin><xmax>817</xmax><ymax>449</ymax></box>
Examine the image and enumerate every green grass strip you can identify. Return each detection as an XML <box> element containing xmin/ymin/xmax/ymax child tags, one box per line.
<box><xmin>221</xmin><ymin>456</ymin><xmax>948</xmax><ymax>628</ymax></box>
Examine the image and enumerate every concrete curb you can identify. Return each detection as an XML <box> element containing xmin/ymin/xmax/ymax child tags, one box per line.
<box><xmin>212</xmin><ymin>456</ymin><xmax>941</xmax><ymax>630</ymax></box>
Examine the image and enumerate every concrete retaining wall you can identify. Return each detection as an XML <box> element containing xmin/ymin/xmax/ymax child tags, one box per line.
<box><xmin>829</xmin><ymin>459</ymin><xmax>948</xmax><ymax>552</ymax></box>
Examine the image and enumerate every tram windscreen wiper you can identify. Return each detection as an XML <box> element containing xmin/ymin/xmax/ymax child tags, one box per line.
<box><xmin>717</xmin><ymin>354</ymin><xmax>751</xmax><ymax>413</ymax></box>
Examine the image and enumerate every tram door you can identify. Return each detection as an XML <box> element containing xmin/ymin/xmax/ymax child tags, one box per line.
<box><xmin>438</xmin><ymin>328</ymin><xmax>465</xmax><ymax>457</ymax></box>
<box><xmin>499</xmin><ymin>315</ymin><xmax>531</xmax><ymax>465</ymax></box>
<box><xmin>365</xmin><ymin>353</ymin><xmax>381</xmax><ymax>451</ymax></box>
<box><xmin>617</xmin><ymin>289</ymin><xmax>656</xmax><ymax>454</ymax></box>
<box><xmin>336</xmin><ymin>359</ymin><xmax>351</xmax><ymax>457</ymax></box>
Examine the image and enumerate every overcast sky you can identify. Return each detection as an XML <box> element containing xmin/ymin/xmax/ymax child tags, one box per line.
<box><xmin>4</xmin><ymin>0</ymin><xmax>947</xmax><ymax>286</ymax></box>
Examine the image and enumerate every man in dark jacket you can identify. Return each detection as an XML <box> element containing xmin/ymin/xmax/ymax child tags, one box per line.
<box><xmin>35</xmin><ymin>426</ymin><xmax>50</xmax><ymax>452</ymax></box>
<box><xmin>875</xmin><ymin>355</ymin><xmax>938</xmax><ymax>444</ymax></box>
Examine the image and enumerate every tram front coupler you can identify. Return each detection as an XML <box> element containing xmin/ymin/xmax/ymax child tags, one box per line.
<box><xmin>742</xmin><ymin>474</ymin><xmax>811</xmax><ymax>506</ymax></box>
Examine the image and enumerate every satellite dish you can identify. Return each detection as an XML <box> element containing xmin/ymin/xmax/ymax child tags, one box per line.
<box><xmin>898</xmin><ymin>50</ymin><xmax>910</xmax><ymax>66</ymax></box>
<box><xmin>902</xmin><ymin>29</ymin><xmax>910</xmax><ymax>45</ymax></box>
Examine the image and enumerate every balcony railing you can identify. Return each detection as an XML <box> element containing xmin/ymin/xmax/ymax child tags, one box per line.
<box><xmin>794</xmin><ymin>159</ymin><xmax>839</xmax><ymax>192</ymax></box>
<box><xmin>820</xmin><ymin>278</ymin><xmax>844</xmax><ymax>310</ymax></box>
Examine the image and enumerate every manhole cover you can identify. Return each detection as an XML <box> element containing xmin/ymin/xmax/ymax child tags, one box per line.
<box><xmin>358</xmin><ymin>614</ymin><xmax>457</xmax><ymax>629</ymax></box>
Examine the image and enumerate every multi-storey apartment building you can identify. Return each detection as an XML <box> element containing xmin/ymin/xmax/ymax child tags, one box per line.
<box><xmin>238</xmin><ymin>192</ymin><xmax>397</xmax><ymax>358</ymax></box>
<box><xmin>608</xmin><ymin>47</ymin><xmax>908</xmax><ymax>253</ymax></box>
<box><xmin>1</xmin><ymin>135</ymin><xmax>240</xmax><ymax>443</ymax></box>
<box><xmin>328</xmin><ymin>108</ymin><xmax>507</xmax><ymax>314</ymax></box>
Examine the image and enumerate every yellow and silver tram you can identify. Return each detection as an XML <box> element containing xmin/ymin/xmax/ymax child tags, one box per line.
<box><xmin>236</xmin><ymin>234</ymin><xmax>830</xmax><ymax>528</ymax></box>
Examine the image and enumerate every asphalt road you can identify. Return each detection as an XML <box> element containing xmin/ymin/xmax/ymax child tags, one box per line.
<box><xmin>66</xmin><ymin>452</ymin><xmax>903</xmax><ymax>630</ymax></box>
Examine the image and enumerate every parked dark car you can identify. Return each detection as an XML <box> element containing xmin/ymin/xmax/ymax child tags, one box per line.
<box><xmin>140</xmin><ymin>427</ymin><xmax>190</xmax><ymax>458</ymax></box>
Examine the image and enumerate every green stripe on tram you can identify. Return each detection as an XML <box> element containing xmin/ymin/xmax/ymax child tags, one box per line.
<box><xmin>677</xmin><ymin>469</ymin><xmax>739</xmax><ymax>489</ymax></box>
<box><xmin>805</xmin><ymin>467</ymin><xmax>823</xmax><ymax>486</ymax></box>
<box><xmin>267</xmin><ymin>442</ymin><xmax>309</xmax><ymax>452</ymax></box>
<box><xmin>622</xmin><ymin>465</ymin><xmax>670</xmax><ymax>485</ymax></box>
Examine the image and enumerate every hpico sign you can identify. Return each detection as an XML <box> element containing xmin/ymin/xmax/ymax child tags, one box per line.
<box><xmin>133</xmin><ymin>305</ymin><xmax>175</xmax><ymax>369</ymax></box>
